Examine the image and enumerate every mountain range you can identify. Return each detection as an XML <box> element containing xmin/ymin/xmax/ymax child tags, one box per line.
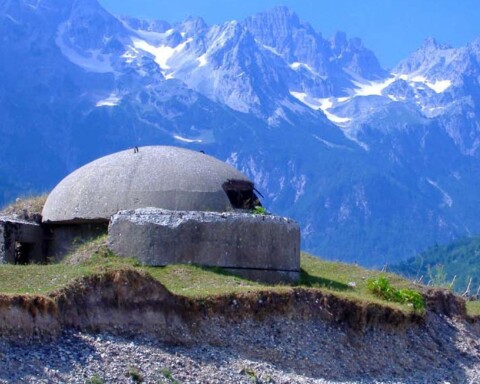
<box><xmin>2</xmin><ymin>0</ymin><xmax>480</xmax><ymax>266</ymax></box>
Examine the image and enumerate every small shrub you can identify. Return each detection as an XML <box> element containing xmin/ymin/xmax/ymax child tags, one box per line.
<box><xmin>127</xmin><ymin>366</ymin><xmax>144</xmax><ymax>383</ymax></box>
<box><xmin>253</xmin><ymin>206</ymin><xmax>267</xmax><ymax>215</ymax></box>
<box><xmin>367</xmin><ymin>276</ymin><xmax>425</xmax><ymax>310</ymax></box>
<box><xmin>86</xmin><ymin>374</ymin><xmax>104</xmax><ymax>384</ymax></box>
<box><xmin>240</xmin><ymin>367</ymin><xmax>259</xmax><ymax>383</ymax></box>
<box><xmin>161</xmin><ymin>367</ymin><xmax>179</xmax><ymax>383</ymax></box>
<box><xmin>397</xmin><ymin>288</ymin><xmax>425</xmax><ymax>311</ymax></box>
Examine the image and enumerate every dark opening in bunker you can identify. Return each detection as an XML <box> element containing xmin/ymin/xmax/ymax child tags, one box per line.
<box><xmin>222</xmin><ymin>179</ymin><xmax>261</xmax><ymax>209</ymax></box>
<box><xmin>14</xmin><ymin>241</ymin><xmax>33</xmax><ymax>265</ymax></box>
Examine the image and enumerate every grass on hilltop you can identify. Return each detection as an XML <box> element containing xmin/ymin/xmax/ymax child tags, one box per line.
<box><xmin>0</xmin><ymin>194</ymin><xmax>48</xmax><ymax>222</ymax></box>
<box><xmin>0</xmin><ymin>236</ymin><xmax>479</xmax><ymax>316</ymax></box>
<box><xmin>0</xmin><ymin>194</ymin><xmax>479</xmax><ymax>317</ymax></box>
<box><xmin>0</xmin><ymin>235</ymin><xmax>440</xmax><ymax>315</ymax></box>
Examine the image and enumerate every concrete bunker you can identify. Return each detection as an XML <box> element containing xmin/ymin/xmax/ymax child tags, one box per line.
<box><xmin>2</xmin><ymin>146</ymin><xmax>300</xmax><ymax>282</ymax></box>
<box><xmin>0</xmin><ymin>217</ymin><xmax>44</xmax><ymax>264</ymax></box>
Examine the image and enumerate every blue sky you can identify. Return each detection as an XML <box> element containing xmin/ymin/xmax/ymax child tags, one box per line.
<box><xmin>98</xmin><ymin>0</ymin><xmax>480</xmax><ymax>68</ymax></box>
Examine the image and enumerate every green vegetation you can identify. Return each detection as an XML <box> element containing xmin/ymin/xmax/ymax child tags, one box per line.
<box><xmin>392</xmin><ymin>235</ymin><xmax>480</xmax><ymax>294</ymax></box>
<box><xmin>127</xmin><ymin>366</ymin><xmax>143</xmax><ymax>383</ymax></box>
<box><xmin>367</xmin><ymin>276</ymin><xmax>425</xmax><ymax>311</ymax></box>
<box><xmin>0</xmin><ymin>231</ymin><xmax>478</xmax><ymax>316</ymax></box>
<box><xmin>298</xmin><ymin>254</ymin><xmax>423</xmax><ymax>311</ymax></box>
<box><xmin>240</xmin><ymin>367</ymin><xmax>258</xmax><ymax>383</ymax></box>
<box><xmin>466</xmin><ymin>300</ymin><xmax>480</xmax><ymax>317</ymax></box>
<box><xmin>252</xmin><ymin>205</ymin><xmax>267</xmax><ymax>215</ymax></box>
<box><xmin>160</xmin><ymin>368</ymin><xmax>179</xmax><ymax>383</ymax></box>
<box><xmin>0</xmin><ymin>244</ymin><xmax>432</xmax><ymax>315</ymax></box>
<box><xmin>86</xmin><ymin>374</ymin><xmax>104</xmax><ymax>384</ymax></box>
<box><xmin>0</xmin><ymin>264</ymin><xmax>94</xmax><ymax>295</ymax></box>
<box><xmin>0</xmin><ymin>194</ymin><xmax>47</xmax><ymax>220</ymax></box>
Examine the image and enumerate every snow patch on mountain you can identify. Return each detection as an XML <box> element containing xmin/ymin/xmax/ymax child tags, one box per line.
<box><xmin>132</xmin><ymin>37</ymin><xmax>193</xmax><ymax>76</ymax></box>
<box><xmin>56</xmin><ymin>23</ymin><xmax>115</xmax><ymax>73</ymax></box>
<box><xmin>428</xmin><ymin>80</ymin><xmax>452</xmax><ymax>93</ymax></box>
<box><xmin>352</xmin><ymin>77</ymin><xmax>396</xmax><ymax>97</ymax></box>
<box><xmin>289</xmin><ymin>62</ymin><xmax>318</xmax><ymax>76</ymax></box>
<box><xmin>313</xmin><ymin>135</ymin><xmax>348</xmax><ymax>149</ymax></box>
<box><xmin>96</xmin><ymin>94</ymin><xmax>121</xmax><ymax>107</ymax></box>
<box><xmin>260</xmin><ymin>43</ymin><xmax>282</xmax><ymax>57</ymax></box>
<box><xmin>135</xmin><ymin>28</ymin><xmax>175</xmax><ymax>43</ymax></box>
<box><xmin>427</xmin><ymin>178</ymin><xmax>453</xmax><ymax>208</ymax></box>
<box><xmin>173</xmin><ymin>135</ymin><xmax>202</xmax><ymax>143</ymax></box>
<box><xmin>197</xmin><ymin>54</ymin><xmax>208</xmax><ymax>67</ymax></box>
<box><xmin>289</xmin><ymin>92</ymin><xmax>351</xmax><ymax>124</ymax></box>
<box><xmin>292</xmin><ymin>174</ymin><xmax>307</xmax><ymax>203</ymax></box>
<box><xmin>397</xmin><ymin>74</ymin><xmax>452</xmax><ymax>94</ymax></box>
<box><xmin>225</xmin><ymin>152</ymin><xmax>238</xmax><ymax>168</ymax></box>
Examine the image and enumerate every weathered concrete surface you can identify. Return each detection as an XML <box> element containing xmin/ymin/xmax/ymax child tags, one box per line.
<box><xmin>0</xmin><ymin>216</ymin><xmax>44</xmax><ymax>264</ymax></box>
<box><xmin>42</xmin><ymin>146</ymin><xmax>253</xmax><ymax>223</ymax></box>
<box><xmin>108</xmin><ymin>209</ymin><xmax>300</xmax><ymax>283</ymax></box>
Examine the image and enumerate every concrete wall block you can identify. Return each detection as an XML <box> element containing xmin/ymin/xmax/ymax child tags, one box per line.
<box><xmin>108</xmin><ymin>209</ymin><xmax>300</xmax><ymax>274</ymax></box>
<box><xmin>0</xmin><ymin>218</ymin><xmax>44</xmax><ymax>264</ymax></box>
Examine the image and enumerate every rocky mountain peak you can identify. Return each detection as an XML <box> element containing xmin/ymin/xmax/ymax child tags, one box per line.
<box><xmin>243</xmin><ymin>6</ymin><xmax>313</xmax><ymax>50</ymax></box>
<box><xmin>332</xmin><ymin>31</ymin><xmax>348</xmax><ymax>52</ymax></box>
<box><xmin>393</xmin><ymin>37</ymin><xmax>456</xmax><ymax>77</ymax></box>
<box><xmin>253</xmin><ymin>6</ymin><xmax>302</xmax><ymax>28</ymax></box>
<box><xmin>330</xmin><ymin>32</ymin><xmax>386</xmax><ymax>80</ymax></box>
<box><xmin>180</xmin><ymin>16</ymin><xmax>208</xmax><ymax>37</ymax></box>
<box><xmin>420</xmin><ymin>36</ymin><xmax>450</xmax><ymax>51</ymax></box>
<box><xmin>3</xmin><ymin>0</ymin><xmax>480</xmax><ymax>268</ymax></box>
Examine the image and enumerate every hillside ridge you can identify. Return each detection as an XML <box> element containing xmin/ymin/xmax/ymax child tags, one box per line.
<box><xmin>0</xmin><ymin>267</ymin><xmax>479</xmax><ymax>382</ymax></box>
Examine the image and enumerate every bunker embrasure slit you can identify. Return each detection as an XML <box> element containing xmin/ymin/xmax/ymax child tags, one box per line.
<box><xmin>14</xmin><ymin>241</ymin><xmax>33</xmax><ymax>264</ymax></box>
<box><xmin>222</xmin><ymin>179</ymin><xmax>261</xmax><ymax>210</ymax></box>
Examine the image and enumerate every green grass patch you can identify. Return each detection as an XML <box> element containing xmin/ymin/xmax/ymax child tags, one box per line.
<box><xmin>0</xmin><ymin>238</ymin><xmax>136</xmax><ymax>295</ymax></box>
<box><xmin>0</xmin><ymin>264</ymin><xmax>92</xmax><ymax>295</ymax></box>
<box><xmin>144</xmin><ymin>264</ymin><xmax>267</xmax><ymax>297</ymax></box>
<box><xmin>466</xmin><ymin>300</ymin><xmax>480</xmax><ymax>317</ymax></box>
<box><xmin>367</xmin><ymin>276</ymin><xmax>425</xmax><ymax>310</ymax></box>
<box><xmin>298</xmin><ymin>254</ymin><xmax>423</xmax><ymax>311</ymax></box>
<box><xmin>0</xmin><ymin>194</ymin><xmax>47</xmax><ymax>219</ymax></box>
<box><xmin>0</xmin><ymin>247</ymin><xmax>447</xmax><ymax>315</ymax></box>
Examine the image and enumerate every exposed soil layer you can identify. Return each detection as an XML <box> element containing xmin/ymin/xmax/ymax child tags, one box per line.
<box><xmin>0</xmin><ymin>269</ymin><xmax>473</xmax><ymax>342</ymax></box>
<box><xmin>0</xmin><ymin>294</ymin><xmax>58</xmax><ymax>341</ymax></box>
<box><xmin>0</xmin><ymin>270</ymin><xmax>479</xmax><ymax>382</ymax></box>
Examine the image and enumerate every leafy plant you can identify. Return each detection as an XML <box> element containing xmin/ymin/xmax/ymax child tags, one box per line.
<box><xmin>397</xmin><ymin>288</ymin><xmax>425</xmax><ymax>311</ymax></box>
<box><xmin>252</xmin><ymin>206</ymin><xmax>267</xmax><ymax>215</ymax></box>
<box><xmin>367</xmin><ymin>276</ymin><xmax>425</xmax><ymax>310</ymax></box>
<box><xmin>161</xmin><ymin>368</ymin><xmax>180</xmax><ymax>383</ymax></box>
<box><xmin>240</xmin><ymin>367</ymin><xmax>259</xmax><ymax>383</ymax></box>
<box><xmin>127</xmin><ymin>366</ymin><xmax>144</xmax><ymax>383</ymax></box>
<box><xmin>86</xmin><ymin>375</ymin><xmax>104</xmax><ymax>384</ymax></box>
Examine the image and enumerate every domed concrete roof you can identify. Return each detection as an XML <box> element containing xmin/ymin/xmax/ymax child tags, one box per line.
<box><xmin>42</xmin><ymin>146</ymin><xmax>254</xmax><ymax>223</ymax></box>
